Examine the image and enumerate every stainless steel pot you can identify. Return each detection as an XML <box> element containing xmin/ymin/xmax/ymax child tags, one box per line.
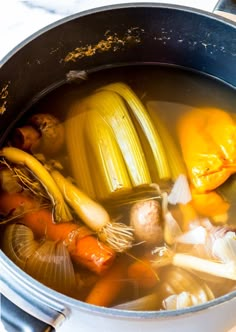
<box><xmin>0</xmin><ymin>1</ymin><xmax>235</xmax><ymax>331</ymax></box>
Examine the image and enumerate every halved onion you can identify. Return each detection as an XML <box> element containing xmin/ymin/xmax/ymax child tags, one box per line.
<box><xmin>26</xmin><ymin>240</ymin><xmax>76</xmax><ymax>295</ymax></box>
<box><xmin>3</xmin><ymin>223</ymin><xmax>39</xmax><ymax>269</ymax></box>
<box><xmin>3</xmin><ymin>223</ymin><xmax>76</xmax><ymax>296</ymax></box>
<box><xmin>162</xmin><ymin>291</ymin><xmax>195</xmax><ymax>310</ymax></box>
<box><xmin>113</xmin><ymin>293</ymin><xmax>159</xmax><ymax>311</ymax></box>
<box><xmin>159</xmin><ymin>266</ymin><xmax>214</xmax><ymax>305</ymax></box>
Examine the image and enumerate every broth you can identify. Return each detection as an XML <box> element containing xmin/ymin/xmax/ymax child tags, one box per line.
<box><xmin>0</xmin><ymin>65</ymin><xmax>235</xmax><ymax>310</ymax></box>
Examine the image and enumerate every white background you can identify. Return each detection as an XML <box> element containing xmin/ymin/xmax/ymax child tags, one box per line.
<box><xmin>0</xmin><ymin>0</ymin><xmax>220</xmax><ymax>60</ymax></box>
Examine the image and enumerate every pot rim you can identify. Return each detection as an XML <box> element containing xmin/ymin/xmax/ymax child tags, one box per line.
<box><xmin>0</xmin><ymin>2</ymin><xmax>235</xmax><ymax>68</ymax></box>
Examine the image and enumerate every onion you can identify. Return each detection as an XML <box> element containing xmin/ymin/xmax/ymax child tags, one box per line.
<box><xmin>3</xmin><ymin>223</ymin><xmax>39</xmax><ymax>269</ymax></box>
<box><xmin>168</xmin><ymin>174</ymin><xmax>192</xmax><ymax>205</ymax></box>
<box><xmin>159</xmin><ymin>267</ymin><xmax>214</xmax><ymax>305</ymax></box>
<box><xmin>113</xmin><ymin>293</ymin><xmax>159</xmax><ymax>311</ymax></box>
<box><xmin>212</xmin><ymin>231</ymin><xmax>236</xmax><ymax>263</ymax></box>
<box><xmin>162</xmin><ymin>291</ymin><xmax>195</xmax><ymax>310</ymax></box>
<box><xmin>3</xmin><ymin>223</ymin><xmax>76</xmax><ymax>295</ymax></box>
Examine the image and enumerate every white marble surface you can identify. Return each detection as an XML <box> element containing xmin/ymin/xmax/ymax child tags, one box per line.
<box><xmin>0</xmin><ymin>0</ymin><xmax>221</xmax><ymax>61</ymax></box>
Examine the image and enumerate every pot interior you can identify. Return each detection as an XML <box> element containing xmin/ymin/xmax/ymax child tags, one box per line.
<box><xmin>0</xmin><ymin>3</ymin><xmax>235</xmax><ymax>318</ymax></box>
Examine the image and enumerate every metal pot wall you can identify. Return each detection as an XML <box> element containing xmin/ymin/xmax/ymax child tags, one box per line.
<box><xmin>0</xmin><ymin>1</ymin><xmax>236</xmax><ymax>332</ymax></box>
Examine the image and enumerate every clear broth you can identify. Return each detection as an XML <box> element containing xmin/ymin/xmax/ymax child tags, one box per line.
<box><xmin>0</xmin><ymin>64</ymin><xmax>236</xmax><ymax>309</ymax></box>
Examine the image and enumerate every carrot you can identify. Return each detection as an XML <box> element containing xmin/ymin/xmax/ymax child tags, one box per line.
<box><xmin>127</xmin><ymin>258</ymin><xmax>159</xmax><ymax>290</ymax></box>
<box><xmin>85</xmin><ymin>257</ymin><xmax>128</xmax><ymax>307</ymax></box>
<box><xmin>0</xmin><ymin>192</ymin><xmax>116</xmax><ymax>274</ymax></box>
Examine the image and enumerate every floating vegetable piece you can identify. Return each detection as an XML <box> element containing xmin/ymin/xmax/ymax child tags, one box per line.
<box><xmin>162</xmin><ymin>291</ymin><xmax>196</xmax><ymax>310</ymax></box>
<box><xmin>168</xmin><ymin>174</ymin><xmax>192</xmax><ymax>205</ymax></box>
<box><xmin>0</xmin><ymin>166</ymin><xmax>22</xmax><ymax>193</ymax></box>
<box><xmin>177</xmin><ymin>108</ymin><xmax>236</xmax><ymax>193</ymax></box>
<box><xmin>161</xmin><ymin>192</ymin><xmax>183</xmax><ymax>246</ymax></box>
<box><xmin>114</xmin><ymin>293</ymin><xmax>160</xmax><ymax>311</ymax></box>
<box><xmin>26</xmin><ymin>239</ymin><xmax>76</xmax><ymax>295</ymax></box>
<box><xmin>50</xmin><ymin>169</ymin><xmax>134</xmax><ymax>252</ymax></box>
<box><xmin>159</xmin><ymin>266</ymin><xmax>214</xmax><ymax>307</ymax></box>
<box><xmin>84</xmin><ymin>109</ymin><xmax>132</xmax><ymax>199</ymax></box>
<box><xmin>173</xmin><ymin>253</ymin><xmax>236</xmax><ymax>280</ymax></box>
<box><xmin>85</xmin><ymin>257</ymin><xmax>128</xmax><ymax>307</ymax></box>
<box><xmin>98</xmin><ymin>82</ymin><xmax>171</xmax><ymax>180</ymax></box>
<box><xmin>212</xmin><ymin>231</ymin><xmax>236</xmax><ymax>263</ymax></box>
<box><xmin>178</xmin><ymin>202</ymin><xmax>199</xmax><ymax>231</ymax></box>
<box><xmin>28</xmin><ymin>113</ymin><xmax>64</xmax><ymax>155</ymax></box>
<box><xmin>3</xmin><ymin>223</ymin><xmax>40</xmax><ymax>269</ymax></box>
<box><xmin>176</xmin><ymin>226</ymin><xmax>207</xmax><ymax>245</ymax></box>
<box><xmin>0</xmin><ymin>192</ymin><xmax>116</xmax><ymax>275</ymax></box>
<box><xmin>11</xmin><ymin>125</ymin><xmax>40</xmax><ymax>152</ymax></box>
<box><xmin>191</xmin><ymin>189</ymin><xmax>229</xmax><ymax>220</ymax></box>
<box><xmin>127</xmin><ymin>257</ymin><xmax>160</xmax><ymax>289</ymax></box>
<box><xmin>66</xmin><ymin>88</ymin><xmax>151</xmax><ymax>200</ymax></box>
<box><xmin>3</xmin><ymin>223</ymin><xmax>76</xmax><ymax>295</ymax></box>
<box><xmin>129</xmin><ymin>199</ymin><xmax>163</xmax><ymax>246</ymax></box>
<box><xmin>0</xmin><ymin>147</ymin><xmax>72</xmax><ymax>223</ymax></box>
<box><xmin>146</xmin><ymin>102</ymin><xmax>187</xmax><ymax>180</ymax></box>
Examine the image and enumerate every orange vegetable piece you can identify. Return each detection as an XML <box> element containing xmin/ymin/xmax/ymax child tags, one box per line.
<box><xmin>85</xmin><ymin>257</ymin><xmax>128</xmax><ymax>307</ymax></box>
<box><xmin>191</xmin><ymin>189</ymin><xmax>229</xmax><ymax>218</ymax></box>
<box><xmin>177</xmin><ymin>108</ymin><xmax>236</xmax><ymax>193</ymax></box>
<box><xmin>127</xmin><ymin>258</ymin><xmax>159</xmax><ymax>290</ymax></box>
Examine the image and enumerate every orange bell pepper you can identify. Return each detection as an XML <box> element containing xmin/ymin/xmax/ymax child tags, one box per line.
<box><xmin>177</xmin><ymin>107</ymin><xmax>236</xmax><ymax>193</ymax></box>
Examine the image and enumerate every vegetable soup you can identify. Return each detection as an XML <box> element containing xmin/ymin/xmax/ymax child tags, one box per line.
<box><xmin>0</xmin><ymin>65</ymin><xmax>235</xmax><ymax>310</ymax></box>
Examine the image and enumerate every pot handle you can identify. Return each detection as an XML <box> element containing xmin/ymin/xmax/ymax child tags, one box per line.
<box><xmin>213</xmin><ymin>0</ymin><xmax>236</xmax><ymax>21</ymax></box>
<box><xmin>0</xmin><ymin>252</ymin><xmax>66</xmax><ymax>332</ymax></box>
<box><xmin>1</xmin><ymin>295</ymin><xmax>55</xmax><ymax>332</ymax></box>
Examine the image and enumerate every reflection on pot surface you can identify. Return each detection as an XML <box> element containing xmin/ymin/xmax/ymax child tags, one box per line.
<box><xmin>0</xmin><ymin>65</ymin><xmax>235</xmax><ymax>311</ymax></box>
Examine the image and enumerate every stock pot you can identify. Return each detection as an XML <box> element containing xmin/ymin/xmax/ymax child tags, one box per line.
<box><xmin>0</xmin><ymin>1</ymin><xmax>235</xmax><ymax>331</ymax></box>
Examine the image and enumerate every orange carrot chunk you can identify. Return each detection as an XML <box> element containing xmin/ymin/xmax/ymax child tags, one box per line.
<box><xmin>85</xmin><ymin>257</ymin><xmax>128</xmax><ymax>307</ymax></box>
